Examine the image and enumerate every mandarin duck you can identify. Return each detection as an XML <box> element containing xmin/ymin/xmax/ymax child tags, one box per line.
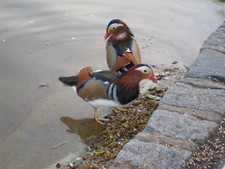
<box><xmin>105</xmin><ymin>19</ymin><xmax>141</xmax><ymax>73</ymax></box>
<box><xmin>59</xmin><ymin>64</ymin><xmax>157</xmax><ymax>124</ymax></box>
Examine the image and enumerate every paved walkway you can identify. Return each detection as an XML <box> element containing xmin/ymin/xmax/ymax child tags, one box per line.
<box><xmin>110</xmin><ymin>21</ymin><xmax>225</xmax><ymax>169</ymax></box>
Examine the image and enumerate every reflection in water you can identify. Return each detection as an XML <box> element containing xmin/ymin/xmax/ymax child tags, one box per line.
<box><xmin>60</xmin><ymin>117</ymin><xmax>106</xmax><ymax>144</ymax></box>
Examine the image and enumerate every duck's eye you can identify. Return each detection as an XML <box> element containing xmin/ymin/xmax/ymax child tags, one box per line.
<box><xmin>142</xmin><ymin>69</ymin><xmax>148</xmax><ymax>74</ymax></box>
<box><xmin>112</xmin><ymin>27</ymin><xmax>116</xmax><ymax>30</ymax></box>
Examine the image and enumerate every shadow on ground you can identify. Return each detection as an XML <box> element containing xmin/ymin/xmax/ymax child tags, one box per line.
<box><xmin>60</xmin><ymin>117</ymin><xmax>106</xmax><ymax>144</ymax></box>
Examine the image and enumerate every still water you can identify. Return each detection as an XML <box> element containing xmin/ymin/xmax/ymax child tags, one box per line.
<box><xmin>0</xmin><ymin>0</ymin><xmax>224</xmax><ymax>168</ymax></box>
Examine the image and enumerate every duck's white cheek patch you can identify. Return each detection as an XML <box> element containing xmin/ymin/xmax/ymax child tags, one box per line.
<box><xmin>88</xmin><ymin>99</ymin><xmax>120</xmax><ymax>108</ymax></box>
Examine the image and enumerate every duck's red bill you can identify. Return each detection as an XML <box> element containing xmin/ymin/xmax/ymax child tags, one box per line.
<box><xmin>150</xmin><ymin>75</ymin><xmax>158</xmax><ymax>83</ymax></box>
<box><xmin>104</xmin><ymin>33</ymin><xmax>111</xmax><ymax>40</ymax></box>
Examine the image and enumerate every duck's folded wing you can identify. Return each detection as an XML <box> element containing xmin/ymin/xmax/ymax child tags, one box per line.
<box><xmin>89</xmin><ymin>70</ymin><xmax>120</xmax><ymax>83</ymax></box>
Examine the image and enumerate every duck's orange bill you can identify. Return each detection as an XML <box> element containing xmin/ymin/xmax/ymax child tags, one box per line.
<box><xmin>150</xmin><ymin>75</ymin><xmax>158</xmax><ymax>83</ymax></box>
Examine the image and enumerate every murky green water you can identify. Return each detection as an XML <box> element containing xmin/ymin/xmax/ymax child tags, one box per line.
<box><xmin>0</xmin><ymin>0</ymin><xmax>224</xmax><ymax>168</ymax></box>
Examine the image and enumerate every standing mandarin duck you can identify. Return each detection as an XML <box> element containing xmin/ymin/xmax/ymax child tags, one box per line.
<box><xmin>105</xmin><ymin>19</ymin><xmax>141</xmax><ymax>73</ymax></box>
<box><xmin>59</xmin><ymin>64</ymin><xmax>157</xmax><ymax>124</ymax></box>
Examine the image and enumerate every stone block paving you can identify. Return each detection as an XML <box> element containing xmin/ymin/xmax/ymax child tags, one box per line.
<box><xmin>110</xmin><ymin>21</ymin><xmax>225</xmax><ymax>168</ymax></box>
<box><xmin>186</xmin><ymin>20</ymin><xmax>225</xmax><ymax>82</ymax></box>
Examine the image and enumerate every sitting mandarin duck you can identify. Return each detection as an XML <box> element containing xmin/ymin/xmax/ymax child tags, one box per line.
<box><xmin>59</xmin><ymin>64</ymin><xmax>157</xmax><ymax>124</ymax></box>
<box><xmin>104</xmin><ymin>19</ymin><xmax>141</xmax><ymax>73</ymax></box>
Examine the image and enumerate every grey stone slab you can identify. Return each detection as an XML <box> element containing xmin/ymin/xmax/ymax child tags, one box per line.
<box><xmin>136</xmin><ymin>132</ymin><xmax>197</xmax><ymax>151</ymax></box>
<box><xmin>158</xmin><ymin>104</ymin><xmax>223</xmax><ymax>123</ymax></box>
<box><xmin>144</xmin><ymin>109</ymin><xmax>218</xmax><ymax>143</ymax></box>
<box><xmin>185</xmin><ymin>49</ymin><xmax>225</xmax><ymax>82</ymax></box>
<box><xmin>178</xmin><ymin>78</ymin><xmax>225</xmax><ymax>90</ymax></box>
<box><xmin>218</xmin><ymin>21</ymin><xmax>225</xmax><ymax>29</ymax></box>
<box><xmin>202</xmin><ymin>21</ymin><xmax>225</xmax><ymax>49</ymax></box>
<box><xmin>201</xmin><ymin>46</ymin><xmax>225</xmax><ymax>54</ymax></box>
<box><xmin>114</xmin><ymin>139</ymin><xmax>191</xmax><ymax>169</ymax></box>
<box><xmin>160</xmin><ymin>82</ymin><xmax>225</xmax><ymax>115</ymax></box>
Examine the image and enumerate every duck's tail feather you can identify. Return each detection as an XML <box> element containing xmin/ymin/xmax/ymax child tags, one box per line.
<box><xmin>58</xmin><ymin>76</ymin><xmax>78</xmax><ymax>86</ymax></box>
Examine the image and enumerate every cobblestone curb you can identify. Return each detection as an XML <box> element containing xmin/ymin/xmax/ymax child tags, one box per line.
<box><xmin>110</xmin><ymin>21</ymin><xmax>225</xmax><ymax>169</ymax></box>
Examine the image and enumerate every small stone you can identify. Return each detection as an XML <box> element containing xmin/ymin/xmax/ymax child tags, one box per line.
<box><xmin>38</xmin><ymin>83</ymin><xmax>49</xmax><ymax>88</ymax></box>
<box><xmin>56</xmin><ymin>163</ymin><xmax>61</xmax><ymax>168</ymax></box>
<box><xmin>76</xmin><ymin>157</ymin><xmax>82</xmax><ymax>161</ymax></box>
<box><xmin>118</xmin><ymin>142</ymin><xmax>124</xmax><ymax>146</ymax></box>
<box><xmin>69</xmin><ymin>162</ymin><xmax>76</xmax><ymax>168</ymax></box>
<box><xmin>172</xmin><ymin>61</ymin><xmax>178</xmax><ymax>64</ymax></box>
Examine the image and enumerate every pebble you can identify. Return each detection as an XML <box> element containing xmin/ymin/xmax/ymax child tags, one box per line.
<box><xmin>38</xmin><ymin>83</ymin><xmax>49</xmax><ymax>88</ymax></box>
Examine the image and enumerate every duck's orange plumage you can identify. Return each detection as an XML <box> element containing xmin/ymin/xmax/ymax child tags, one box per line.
<box><xmin>76</xmin><ymin>66</ymin><xmax>93</xmax><ymax>88</ymax></box>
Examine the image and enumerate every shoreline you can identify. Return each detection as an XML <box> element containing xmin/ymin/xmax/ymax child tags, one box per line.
<box><xmin>46</xmin><ymin>21</ymin><xmax>225</xmax><ymax>169</ymax></box>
